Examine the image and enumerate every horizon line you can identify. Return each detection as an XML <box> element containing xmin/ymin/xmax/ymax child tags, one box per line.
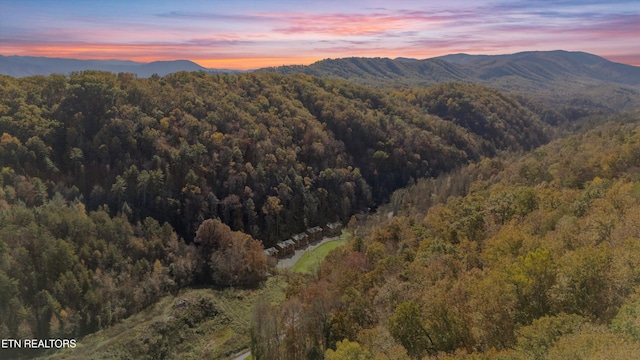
<box><xmin>2</xmin><ymin>50</ymin><xmax>639</xmax><ymax>70</ymax></box>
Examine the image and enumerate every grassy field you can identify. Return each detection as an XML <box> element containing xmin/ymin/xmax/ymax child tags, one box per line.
<box><xmin>290</xmin><ymin>237</ymin><xmax>347</xmax><ymax>274</ymax></box>
<box><xmin>39</xmin><ymin>277</ymin><xmax>286</xmax><ymax>360</ymax></box>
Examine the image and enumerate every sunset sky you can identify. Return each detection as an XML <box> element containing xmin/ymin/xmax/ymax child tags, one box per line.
<box><xmin>1</xmin><ymin>0</ymin><xmax>638</xmax><ymax>69</ymax></box>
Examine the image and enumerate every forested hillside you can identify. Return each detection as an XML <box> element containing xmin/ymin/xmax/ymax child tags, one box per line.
<box><xmin>250</xmin><ymin>115</ymin><xmax>640</xmax><ymax>359</ymax></box>
<box><xmin>0</xmin><ymin>71</ymin><xmax>548</xmax><ymax>244</ymax></box>
<box><xmin>6</xmin><ymin>68</ymin><xmax>635</xmax><ymax>359</ymax></box>
<box><xmin>264</xmin><ymin>51</ymin><xmax>640</xmax><ymax>118</ymax></box>
<box><xmin>0</xmin><ymin>70</ymin><xmax>556</xmax><ymax>358</ymax></box>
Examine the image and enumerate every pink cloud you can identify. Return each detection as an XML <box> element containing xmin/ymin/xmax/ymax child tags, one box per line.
<box><xmin>2</xmin><ymin>3</ymin><xmax>638</xmax><ymax>69</ymax></box>
<box><xmin>269</xmin><ymin>10</ymin><xmax>459</xmax><ymax>36</ymax></box>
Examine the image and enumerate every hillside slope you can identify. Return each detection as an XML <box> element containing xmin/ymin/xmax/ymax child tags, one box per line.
<box><xmin>263</xmin><ymin>50</ymin><xmax>640</xmax><ymax>113</ymax></box>
<box><xmin>0</xmin><ymin>71</ymin><xmax>549</xmax><ymax>244</ymax></box>
<box><xmin>251</xmin><ymin>114</ymin><xmax>640</xmax><ymax>359</ymax></box>
<box><xmin>452</xmin><ymin>51</ymin><xmax>640</xmax><ymax>87</ymax></box>
<box><xmin>37</xmin><ymin>282</ymin><xmax>285</xmax><ymax>360</ymax></box>
<box><xmin>0</xmin><ymin>70</ymin><xmax>553</xmax><ymax>358</ymax></box>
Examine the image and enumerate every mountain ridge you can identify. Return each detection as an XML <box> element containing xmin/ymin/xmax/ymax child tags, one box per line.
<box><xmin>3</xmin><ymin>50</ymin><xmax>639</xmax><ymax>83</ymax></box>
<box><xmin>260</xmin><ymin>50</ymin><xmax>640</xmax><ymax>113</ymax></box>
<box><xmin>0</xmin><ymin>55</ymin><xmax>238</xmax><ymax>77</ymax></box>
<box><xmin>263</xmin><ymin>50</ymin><xmax>640</xmax><ymax>87</ymax></box>
<box><xmin>3</xmin><ymin>51</ymin><xmax>639</xmax><ymax>113</ymax></box>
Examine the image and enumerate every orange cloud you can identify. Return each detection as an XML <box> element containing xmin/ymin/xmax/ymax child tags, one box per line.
<box><xmin>604</xmin><ymin>54</ymin><xmax>640</xmax><ymax>67</ymax></box>
<box><xmin>195</xmin><ymin>57</ymin><xmax>324</xmax><ymax>70</ymax></box>
<box><xmin>0</xmin><ymin>39</ymin><xmax>323</xmax><ymax>70</ymax></box>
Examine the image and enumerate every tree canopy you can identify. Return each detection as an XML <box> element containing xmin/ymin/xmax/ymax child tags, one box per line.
<box><xmin>250</xmin><ymin>116</ymin><xmax>640</xmax><ymax>359</ymax></box>
<box><xmin>0</xmin><ymin>71</ymin><xmax>549</xmax><ymax>245</ymax></box>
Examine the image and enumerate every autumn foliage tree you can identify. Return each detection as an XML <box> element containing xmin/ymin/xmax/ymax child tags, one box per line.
<box><xmin>388</xmin><ymin>301</ymin><xmax>435</xmax><ymax>359</ymax></box>
<box><xmin>194</xmin><ymin>218</ymin><xmax>267</xmax><ymax>287</ymax></box>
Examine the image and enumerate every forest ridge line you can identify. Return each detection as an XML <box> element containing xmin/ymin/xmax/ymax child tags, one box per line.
<box><xmin>2</xmin><ymin>50</ymin><xmax>639</xmax><ymax>84</ymax></box>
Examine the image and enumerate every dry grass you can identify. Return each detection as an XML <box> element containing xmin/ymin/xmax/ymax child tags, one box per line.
<box><xmin>39</xmin><ymin>278</ymin><xmax>286</xmax><ymax>360</ymax></box>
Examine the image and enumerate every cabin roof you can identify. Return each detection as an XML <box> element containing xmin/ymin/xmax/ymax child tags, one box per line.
<box><xmin>292</xmin><ymin>232</ymin><xmax>308</xmax><ymax>240</ymax></box>
<box><xmin>264</xmin><ymin>247</ymin><xmax>279</xmax><ymax>256</ymax></box>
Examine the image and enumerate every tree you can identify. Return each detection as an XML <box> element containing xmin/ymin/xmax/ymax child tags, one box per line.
<box><xmin>612</xmin><ymin>293</ymin><xmax>640</xmax><ymax>341</ymax></box>
<box><xmin>388</xmin><ymin>300</ymin><xmax>434</xmax><ymax>359</ymax></box>
<box><xmin>251</xmin><ymin>300</ymin><xmax>283</xmax><ymax>360</ymax></box>
<box><xmin>358</xmin><ymin>326</ymin><xmax>410</xmax><ymax>360</ymax></box>
<box><xmin>262</xmin><ymin>196</ymin><xmax>283</xmax><ymax>241</ymax></box>
<box><xmin>507</xmin><ymin>248</ymin><xmax>556</xmax><ymax>324</ymax></box>
<box><xmin>325</xmin><ymin>339</ymin><xmax>371</xmax><ymax>360</ymax></box>
<box><xmin>69</xmin><ymin>147</ymin><xmax>83</xmax><ymax>179</ymax></box>
<box><xmin>515</xmin><ymin>313</ymin><xmax>585</xmax><ymax>360</ymax></box>
<box><xmin>194</xmin><ymin>219</ymin><xmax>267</xmax><ymax>287</ymax></box>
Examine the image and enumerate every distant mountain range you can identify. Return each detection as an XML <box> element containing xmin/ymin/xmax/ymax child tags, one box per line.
<box><xmin>4</xmin><ymin>51</ymin><xmax>639</xmax><ymax>86</ymax></box>
<box><xmin>262</xmin><ymin>50</ymin><xmax>640</xmax><ymax>111</ymax></box>
<box><xmin>0</xmin><ymin>55</ymin><xmax>238</xmax><ymax>77</ymax></box>
<box><xmin>264</xmin><ymin>50</ymin><xmax>640</xmax><ymax>88</ymax></box>
<box><xmin>2</xmin><ymin>51</ymin><xmax>639</xmax><ymax>111</ymax></box>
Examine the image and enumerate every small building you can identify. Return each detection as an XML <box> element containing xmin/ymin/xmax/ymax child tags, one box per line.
<box><xmin>306</xmin><ymin>226</ymin><xmax>323</xmax><ymax>243</ymax></box>
<box><xmin>324</xmin><ymin>222</ymin><xmax>343</xmax><ymax>237</ymax></box>
<box><xmin>275</xmin><ymin>241</ymin><xmax>294</xmax><ymax>258</ymax></box>
<box><xmin>292</xmin><ymin>232</ymin><xmax>309</xmax><ymax>248</ymax></box>
<box><xmin>284</xmin><ymin>239</ymin><xmax>296</xmax><ymax>250</ymax></box>
<box><xmin>263</xmin><ymin>247</ymin><xmax>279</xmax><ymax>266</ymax></box>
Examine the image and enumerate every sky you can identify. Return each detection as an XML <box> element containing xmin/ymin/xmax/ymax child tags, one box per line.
<box><xmin>1</xmin><ymin>0</ymin><xmax>639</xmax><ymax>70</ymax></box>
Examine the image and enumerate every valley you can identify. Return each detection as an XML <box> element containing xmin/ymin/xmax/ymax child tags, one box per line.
<box><xmin>0</xmin><ymin>51</ymin><xmax>639</xmax><ymax>359</ymax></box>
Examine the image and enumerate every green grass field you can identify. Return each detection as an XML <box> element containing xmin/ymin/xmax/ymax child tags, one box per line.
<box><xmin>290</xmin><ymin>237</ymin><xmax>347</xmax><ymax>274</ymax></box>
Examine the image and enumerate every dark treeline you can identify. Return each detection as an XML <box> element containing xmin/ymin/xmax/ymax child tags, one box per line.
<box><xmin>0</xmin><ymin>71</ymin><xmax>549</xmax><ymax>245</ymax></box>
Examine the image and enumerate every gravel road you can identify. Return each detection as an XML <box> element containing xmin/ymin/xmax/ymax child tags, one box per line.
<box><xmin>276</xmin><ymin>235</ymin><xmax>341</xmax><ymax>270</ymax></box>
